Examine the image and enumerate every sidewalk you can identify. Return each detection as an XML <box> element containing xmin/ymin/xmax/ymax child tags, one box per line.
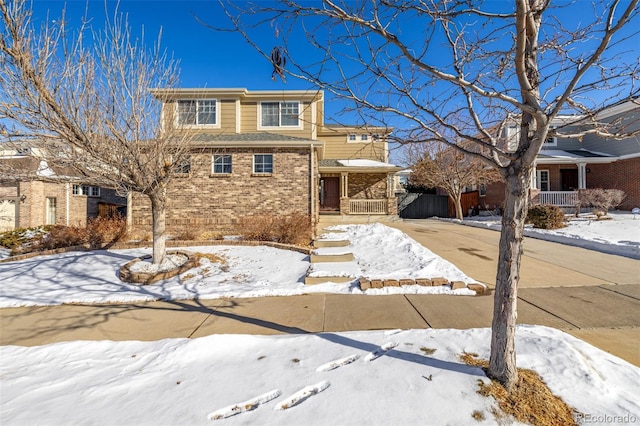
<box><xmin>1</xmin><ymin>286</ymin><xmax>638</xmax><ymax>366</ymax></box>
<box><xmin>1</xmin><ymin>219</ymin><xmax>639</xmax><ymax>367</ymax></box>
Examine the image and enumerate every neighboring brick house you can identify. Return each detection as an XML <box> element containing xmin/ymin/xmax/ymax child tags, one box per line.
<box><xmin>129</xmin><ymin>88</ymin><xmax>401</xmax><ymax>234</ymax></box>
<box><xmin>0</xmin><ymin>153</ymin><xmax>125</xmax><ymax>232</ymax></box>
<box><xmin>484</xmin><ymin>98</ymin><xmax>640</xmax><ymax>211</ymax></box>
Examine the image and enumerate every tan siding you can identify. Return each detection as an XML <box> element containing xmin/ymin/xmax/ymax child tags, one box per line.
<box><xmin>320</xmin><ymin>133</ymin><xmax>388</xmax><ymax>161</ymax></box>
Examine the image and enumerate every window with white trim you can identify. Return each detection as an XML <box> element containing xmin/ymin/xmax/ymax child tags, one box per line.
<box><xmin>536</xmin><ymin>170</ymin><xmax>550</xmax><ymax>191</ymax></box>
<box><xmin>73</xmin><ymin>185</ymin><xmax>101</xmax><ymax>197</ymax></box>
<box><xmin>260</xmin><ymin>101</ymin><xmax>299</xmax><ymax>127</ymax></box>
<box><xmin>253</xmin><ymin>154</ymin><xmax>273</xmax><ymax>174</ymax></box>
<box><xmin>544</xmin><ymin>126</ymin><xmax>557</xmax><ymax>146</ymax></box>
<box><xmin>348</xmin><ymin>134</ymin><xmax>357</xmax><ymax>141</ymax></box>
<box><xmin>46</xmin><ymin>197</ymin><xmax>57</xmax><ymax>225</ymax></box>
<box><xmin>177</xmin><ymin>99</ymin><xmax>217</xmax><ymax>126</ymax></box>
<box><xmin>360</xmin><ymin>134</ymin><xmax>369</xmax><ymax>141</ymax></box>
<box><xmin>212</xmin><ymin>155</ymin><xmax>232</xmax><ymax>174</ymax></box>
<box><xmin>504</xmin><ymin>124</ymin><xmax>519</xmax><ymax>152</ymax></box>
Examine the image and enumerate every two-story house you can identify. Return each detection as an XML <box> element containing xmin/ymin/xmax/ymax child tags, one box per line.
<box><xmin>128</xmin><ymin>88</ymin><xmax>401</xmax><ymax>235</ymax></box>
<box><xmin>481</xmin><ymin>98</ymin><xmax>640</xmax><ymax>212</ymax></box>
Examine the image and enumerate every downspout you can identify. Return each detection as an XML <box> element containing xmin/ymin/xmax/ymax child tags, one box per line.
<box><xmin>310</xmin><ymin>145</ymin><xmax>316</xmax><ymax>224</ymax></box>
<box><xmin>65</xmin><ymin>183</ymin><xmax>70</xmax><ymax>226</ymax></box>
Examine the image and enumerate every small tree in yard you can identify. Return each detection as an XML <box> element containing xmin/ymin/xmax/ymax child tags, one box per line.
<box><xmin>409</xmin><ymin>145</ymin><xmax>500</xmax><ymax>220</ymax></box>
<box><xmin>217</xmin><ymin>0</ymin><xmax>640</xmax><ymax>391</ymax></box>
<box><xmin>0</xmin><ymin>0</ymin><xmax>193</xmax><ymax>264</ymax></box>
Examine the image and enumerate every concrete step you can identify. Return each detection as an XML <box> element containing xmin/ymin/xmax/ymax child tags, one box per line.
<box><xmin>314</xmin><ymin>239</ymin><xmax>350</xmax><ymax>248</ymax></box>
<box><xmin>304</xmin><ymin>275</ymin><xmax>355</xmax><ymax>285</ymax></box>
<box><xmin>310</xmin><ymin>252</ymin><xmax>355</xmax><ymax>263</ymax></box>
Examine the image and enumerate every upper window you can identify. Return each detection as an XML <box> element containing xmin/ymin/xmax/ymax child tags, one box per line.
<box><xmin>504</xmin><ymin>124</ymin><xmax>519</xmax><ymax>152</ymax></box>
<box><xmin>177</xmin><ymin>99</ymin><xmax>217</xmax><ymax>126</ymax></box>
<box><xmin>253</xmin><ymin>154</ymin><xmax>273</xmax><ymax>174</ymax></box>
<box><xmin>360</xmin><ymin>134</ymin><xmax>369</xmax><ymax>141</ymax></box>
<box><xmin>348</xmin><ymin>134</ymin><xmax>357</xmax><ymax>141</ymax></box>
<box><xmin>260</xmin><ymin>101</ymin><xmax>300</xmax><ymax>128</ymax></box>
<box><xmin>544</xmin><ymin>126</ymin><xmax>557</xmax><ymax>146</ymax></box>
<box><xmin>73</xmin><ymin>185</ymin><xmax>100</xmax><ymax>197</ymax></box>
<box><xmin>212</xmin><ymin>155</ymin><xmax>232</xmax><ymax>174</ymax></box>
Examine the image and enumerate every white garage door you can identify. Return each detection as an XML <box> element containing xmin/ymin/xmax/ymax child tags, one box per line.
<box><xmin>0</xmin><ymin>200</ymin><xmax>16</xmax><ymax>232</ymax></box>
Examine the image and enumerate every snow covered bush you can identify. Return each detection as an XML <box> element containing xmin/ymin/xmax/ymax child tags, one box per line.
<box><xmin>526</xmin><ymin>204</ymin><xmax>566</xmax><ymax>229</ymax></box>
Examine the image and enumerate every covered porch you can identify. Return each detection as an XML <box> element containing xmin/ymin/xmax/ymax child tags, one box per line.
<box><xmin>531</xmin><ymin>149</ymin><xmax>617</xmax><ymax>207</ymax></box>
<box><xmin>318</xmin><ymin>160</ymin><xmax>401</xmax><ymax>216</ymax></box>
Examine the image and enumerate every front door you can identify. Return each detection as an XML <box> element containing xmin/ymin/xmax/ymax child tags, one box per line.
<box><xmin>560</xmin><ymin>169</ymin><xmax>579</xmax><ymax>191</ymax></box>
<box><xmin>320</xmin><ymin>177</ymin><xmax>340</xmax><ymax>211</ymax></box>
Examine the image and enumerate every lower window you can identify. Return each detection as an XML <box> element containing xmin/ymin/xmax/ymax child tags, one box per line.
<box><xmin>253</xmin><ymin>154</ymin><xmax>273</xmax><ymax>174</ymax></box>
<box><xmin>212</xmin><ymin>155</ymin><xmax>232</xmax><ymax>174</ymax></box>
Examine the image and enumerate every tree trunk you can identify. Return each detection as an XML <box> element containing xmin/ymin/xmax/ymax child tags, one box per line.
<box><xmin>488</xmin><ymin>166</ymin><xmax>532</xmax><ymax>391</ymax></box>
<box><xmin>453</xmin><ymin>193</ymin><xmax>464</xmax><ymax>220</ymax></box>
<box><xmin>149</xmin><ymin>190</ymin><xmax>167</xmax><ymax>265</ymax></box>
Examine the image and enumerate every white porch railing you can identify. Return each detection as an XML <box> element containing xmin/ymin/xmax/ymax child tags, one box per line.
<box><xmin>349</xmin><ymin>199</ymin><xmax>387</xmax><ymax>214</ymax></box>
<box><xmin>533</xmin><ymin>191</ymin><xmax>579</xmax><ymax>207</ymax></box>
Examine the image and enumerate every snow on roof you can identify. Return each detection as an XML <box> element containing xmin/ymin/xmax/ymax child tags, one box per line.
<box><xmin>337</xmin><ymin>159</ymin><xmax>398</xmax><ymax>167</ymax></box>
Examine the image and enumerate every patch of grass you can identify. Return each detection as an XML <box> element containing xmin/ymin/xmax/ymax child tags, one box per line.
<box><xmin>460</xmin><ymin>353</ymin><xmax>578</xmax><ymax>426</ymax></box>
<box><xmin>471</xmin><ymin>410</ymin><xmax>485</xmax><ymax>421</ymax></box>
<box><xmin>194</xmin><ymin>252</ymin><xmax>227</xmax><ymax>265</ymax></box>
<box><xmin>420</xmin><ymin>347</ymin><xmax>437</xmax><ymax>355</ymax></box>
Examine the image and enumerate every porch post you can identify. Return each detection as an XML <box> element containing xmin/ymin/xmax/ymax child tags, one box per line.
<box><xmin>531</xmin><ymin>162</ymin><xmax>537</xmax><ymax>189</ymax></box>
<box><xmin>340</xmin><ymin>172</ymin><xmax>348</xmax><ymax>198</ymax></box>
<box><xmin>577</xmin><ymin>163</ymin><xmax>587</xmax><ymax>189</ymax></box>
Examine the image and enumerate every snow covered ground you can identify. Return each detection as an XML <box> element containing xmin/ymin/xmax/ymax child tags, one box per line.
<box><xmin>0</xmin><ymin>224</ymin><xmax>476</xmax><ymax>308</ymax></box>
<box><xmin>1</xmin><ymin>223</ymin><xmax>639</xmax><ymax>424</ymax></box>
<box><xmin>1</xmin><ymin>326</ymin><xmax>638</xmax><ymax>425</ymax></box>
<box><xmin>454</xmin><ymin>211</ymin><xmax>640</xmax><ymax>259</ymax></box>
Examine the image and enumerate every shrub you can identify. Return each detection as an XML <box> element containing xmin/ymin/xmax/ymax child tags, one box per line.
<box><xmin>239</xmin><ymin>213</ymin><xmax>312</xmax><ymax>246</ymax></box>
<box><xmin>85</xmin><ymin>215</ymin><xmax>127</xmax><ymax>248</ymax></box>
<box><xmin>5</xmin><ymin>216</ymin><xmax>127</xmax><ymax>255</ymax></box>
<box><xmin>526</xmin><ymin>204</ymin><xmax>566</xmax><ymax>229</ymax></box>
<box><xmin>579</xmin><ymin>189</ymin><xmax>626</xmax><ymax>217</ymax></box>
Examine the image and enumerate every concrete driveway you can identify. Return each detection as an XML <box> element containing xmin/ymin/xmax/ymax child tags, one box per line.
<box><xmin>387</xmin><ymin>219</ymin><xmax>640</xmax><ymax>366</ymax></box>
<box><xmin>390</xmin><ymin>219</ymin><xmax>640</xmax><ymax>288</ymax></box>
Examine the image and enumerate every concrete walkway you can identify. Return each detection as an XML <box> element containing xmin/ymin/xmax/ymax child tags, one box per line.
<box><xmin>1</xmin><ymin>218</ymin><xmax>639</xmax><ymax>367</ymax></box>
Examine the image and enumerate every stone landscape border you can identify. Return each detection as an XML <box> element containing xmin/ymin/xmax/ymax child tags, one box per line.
<box><xmin>359</xmin><ymin>277</ymin><xmax>487</xmax><ymax>295</ymax></box>
<box><xmin>0</xmin><ymin>240</ymin><xmax>311</xmax><ymax>264</ymax></box>
<box><xmin>118</xmin><ymin>250</ymin><xmax>199</xmax><ymax>285</ymax></box>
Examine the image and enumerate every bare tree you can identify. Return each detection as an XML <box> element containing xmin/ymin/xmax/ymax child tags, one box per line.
<box><xmin>216</xmin><ymin>0</ymin><xmax>640</xmax><ymax>390</ymax></box>
<box><xmin>409</xmin><ymin>145</ymin><xmax>501</xmax><ymax>219</ymax></box>
<box><xmin>0</xmin><ymin>0</ymin><xmax>193</xmax><ymax>264</ymax></box>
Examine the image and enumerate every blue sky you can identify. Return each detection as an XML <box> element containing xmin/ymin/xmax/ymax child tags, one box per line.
<box><xmin>30</xmin><ymin>1</ymin><xmax>291</xmax><ymax>89</ymax></box>
<box><xmin>26</xmin><ymin>1</ymin><xmax>639</xmax><ymax>165</ymax></box>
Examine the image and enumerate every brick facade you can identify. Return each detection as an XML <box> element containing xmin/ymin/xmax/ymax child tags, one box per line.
<box><xmin>348</xmin><ymin>173</ymin><xmax>388</xmax><ymax>199</ymax></box>
<box><xmin>585</xmin><ymin>157</ymin><xmax>640</xmax><ymax>210</ymax></box>
<box><xmin>483</xmin><ymin>157</ymin><xmax>640</xmax><ymax>211</ymax></box>
<box><xmin>0</xmin><ymin>181</ymin><xmax>124</xmax><ymax>230</ymax></box>
<box><xmin>131</xmin><ymin>147</ymin><xmax>312</xmax><ymax>234</ymax></box>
